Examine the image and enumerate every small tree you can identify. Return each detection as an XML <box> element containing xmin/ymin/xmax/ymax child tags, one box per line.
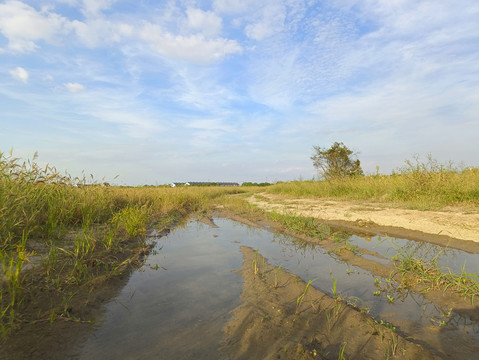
<box><xmin>311</xmin><ymin>142</ymin><xmax>364</xmax><ymax>180</ymax></box>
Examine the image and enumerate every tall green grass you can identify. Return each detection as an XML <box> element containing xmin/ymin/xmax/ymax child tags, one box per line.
<box><xmin>0</xmin><ymin>152</ymin><xmax>243</xmax><ymax>245</ymax></box>
<box><xmin>0</xmin><ymin>151</ymin><xmax>244</xmax><ymax>336</ymax></box>
<box><xmin>267</xmin><ymin>156</ymin><xmax>479</xmax><ymax>210</ymax></box>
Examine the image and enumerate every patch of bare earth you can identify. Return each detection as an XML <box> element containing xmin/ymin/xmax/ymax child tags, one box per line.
<box><xmin>247</xmin><ymin>193</ymin><xmax>479</xmax><ymax>251</ymax></box>
<box><xmin>222</xmin><ymin>247</ymin><xmax>440</xmax><ymax>360</ymax></box>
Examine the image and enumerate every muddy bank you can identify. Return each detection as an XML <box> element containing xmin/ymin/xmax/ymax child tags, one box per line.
<box><xmin>247</xmin><ymin>194</ymin><xmax>479</xmax><ymax>251</ymax></box>
<box><xmin>222</xmin><ymin>247</ymin><xmax>441</xmax><ymax>360</ymax></box>
<box><xmin>1</xmin><ymin>274</ymin><xmax>131</xmax><ymax>360</ymax></box>
<box><xmin>0</xmin><ymin>230</ymin><xmax>164</xmax><ymax>360</ymax></box>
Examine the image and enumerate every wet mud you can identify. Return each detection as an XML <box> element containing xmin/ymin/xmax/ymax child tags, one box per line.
<box><xmin>0</xmin><ymin>232</ymin><xmax>160</xmax><ymax>360</ymax></box>
<box><xmin>219</xmin><ymin>209</ymin><xmax>479</xmax><ymax>359</ymax></box>
<box><xmin>2</xmin><ymin>211</ymin><xmax>479</xmax><ymax>359</ymax></box>
<box><xmin>222</xmin><ymin>246</ymin><xmax>441</xmax><ymax>360</ymax></box>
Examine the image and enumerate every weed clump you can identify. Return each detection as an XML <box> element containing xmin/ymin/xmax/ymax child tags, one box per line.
<box><xmin>391</xmin><ymin>243</ymin><xmax>479</xmax><ymax>303</ymax></box>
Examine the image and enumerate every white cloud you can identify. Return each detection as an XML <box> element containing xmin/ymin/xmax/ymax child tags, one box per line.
<box><xmin>244</xmin><ymin>3</ymin><xmax>286</xmax><ymax>40</ymax></box>
<box><xmin>0</xmin><ymin>1</ymin><xmax>239</xmax><ymax>62</ymax></box>
<box><xmin>71</xmin><ymin>18</ymin><xmax>133</xmax><ymax>47</ymax></box>
<box><xmin>64</xmin><ymin>82</ymin><xmax>85</xmax><ymax>92</ymax></box>
<box><xmin>81</xmin><ymin>0</ymin><xmax>118</xmax><ymax>16</ymax></box>
<box><xmin>55</xmin><ymin>0</ymin><xmax>78</xmax><ymax>5</ymax></box>
<box><xmin>140</xmin><ymin>23</ymin><xmax>242</xmax><ymax>64</ymax></box>
<box><xmin>0</xmin><ymin>0</ymin><xmax>71</xmax><ymax>52</ymax></box>
<box><xmin>244</xmin><ymin>22</ymin><xmax>271</xmax><ymax>41</ymax></box>
<box><xmin>186</xmin><ymin>7</ymin><xmax>223</xmax><ymax>37</ymax></box>
<box><xmin>0</xmin><ymin>1</ymin><xmax>132</xmax><ymax>51</ymax></box>
<box><xmin>9</xmin><ymin>67</ymin><xmax>29</xmax><ymax>82</ymax></box>
<box><xmin>213</xmin><ymin>0</ymin><xmax>258</xmax><ymax>14</ymax></box>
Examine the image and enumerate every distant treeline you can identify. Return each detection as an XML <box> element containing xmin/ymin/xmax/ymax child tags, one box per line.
<box><xmin>241</xmin><ymin>182</ymin><xmax>272</xmax><ymax>187</ymax></box>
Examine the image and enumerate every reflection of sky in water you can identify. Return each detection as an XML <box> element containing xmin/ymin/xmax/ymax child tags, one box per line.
<box><xmin>78</xmin><ymin>218</ymin><xmax>479</xmax><ymax>360</ymax></box>
<box><xmin>347</xmin><ymin>234</ymin><xmax>479</xmax><ymax>275</ymax></box>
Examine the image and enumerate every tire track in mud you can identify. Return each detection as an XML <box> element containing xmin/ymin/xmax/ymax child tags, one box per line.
<box><xmin>222</xmin><ymin>247</ymin><xmax>442</xmax><ymax>360</ymax></box>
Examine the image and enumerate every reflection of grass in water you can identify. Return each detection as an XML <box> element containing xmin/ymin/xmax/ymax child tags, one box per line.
<box><xmin>389</xmin><ymin>239</ymin><xmax>479</xmax><ymax>303</ymax></box>
<box><xmin>267</xmin><ymin>211</ymin><xmax>335</xmax><ymax>240</ymax></box>
<box><xmin>369</xmin><ymin>236</ymin><xmax>479</xmax><ymax>303</ymax></box>
<box><xmin>267</xmin><ymin>211</ymin><xmax>356</xmax><ymax>251</ymax></box>
<box><xmin>267</xmin><ymin>211</ymin><xmax>365</xmax><ymax>256</ymax></box>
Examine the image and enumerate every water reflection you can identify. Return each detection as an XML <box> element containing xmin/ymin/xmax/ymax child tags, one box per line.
<box><xmin>77</xmin><ymin>217</ymin><xmax>479</xmax><ymax>359</ymax></box>
<box><xmin>348</xmin><ymin>233</ymin><xmax>479</xmax><ymax>275</ymax></box>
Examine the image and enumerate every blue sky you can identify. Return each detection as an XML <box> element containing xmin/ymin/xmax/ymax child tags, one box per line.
<box><xmin>1</xmin><ymin>0</ymin><xmax>478</xmax><ymax>185</ymax></box>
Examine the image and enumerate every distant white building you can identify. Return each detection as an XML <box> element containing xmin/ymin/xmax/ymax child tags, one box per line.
<box><xmin>170</xmin><ymin>181</ymin><xmax>239</xmax><ymax>187</ymax></box>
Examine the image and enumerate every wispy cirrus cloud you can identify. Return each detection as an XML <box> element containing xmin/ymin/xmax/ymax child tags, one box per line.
<box><xmin>244</xmin><ymin>2</ymin><xmax>286</xmax><ymax>40</ymax></box>
<box><xmin>139</xmin><ymin>24</ymin><xmax>242</xmax><ymax>64</ymax></box>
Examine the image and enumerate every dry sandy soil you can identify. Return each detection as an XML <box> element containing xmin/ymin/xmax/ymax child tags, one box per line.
<box><xmin>247</xmin><ymin>193</ymin><xmax>479</xmax><ymax>252</ymax></box>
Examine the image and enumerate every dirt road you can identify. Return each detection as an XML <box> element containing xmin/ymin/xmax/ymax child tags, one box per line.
<box><xmin>247</xmin><ymin>193</ymin><xmax>479</xmax><ymax>251</ymax></box>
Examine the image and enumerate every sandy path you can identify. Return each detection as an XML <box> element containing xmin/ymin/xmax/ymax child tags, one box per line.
<box><xmin>247</xmin><ymin>193</ymin><xmax>479</xmax><ymax>243</ymax></box>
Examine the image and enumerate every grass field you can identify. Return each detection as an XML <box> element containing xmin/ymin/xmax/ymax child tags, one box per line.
<box><xmin>266</xmin><ymin>157</ymin><xmax>479</xmax><ymax>210</ymax></box>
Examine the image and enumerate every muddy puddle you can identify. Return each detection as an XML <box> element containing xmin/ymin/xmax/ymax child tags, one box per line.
<box><xmin>76</xmin><ymin>218</ymin><xmax>479</xmax><ymax>359</ymax></box>
<box><xmin>347</xmin><ymin>233</ymin><xmax>479</xmax><ymax>274</ymax></box>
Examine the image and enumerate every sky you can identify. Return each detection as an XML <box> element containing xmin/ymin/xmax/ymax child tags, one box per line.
<box><xmin>1</xmin><ymin>0</ymin><xmax>478</xmax><ymax>185</ymax></box>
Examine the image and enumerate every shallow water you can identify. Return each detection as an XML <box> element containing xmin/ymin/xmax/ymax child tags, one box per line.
<box><xmin>77</xmin><ymin>217</ymin><xmax>479</xmax><ymax>359</ymax></box>
<box><xmin>347</xmin><ymin>233</ymin><xmax>479</xmax><ymax>274</ymax></box>
<box><xmin>78</xmin><ymin>221</ymin><xmax>243</xmax><ymax>360</ymax></box>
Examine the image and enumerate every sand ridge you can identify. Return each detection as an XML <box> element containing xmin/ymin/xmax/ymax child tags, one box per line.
<box><xmin>247</xmin><ymin>193</ymin><xmax>479</xmax><ymax>243</ymax></box>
